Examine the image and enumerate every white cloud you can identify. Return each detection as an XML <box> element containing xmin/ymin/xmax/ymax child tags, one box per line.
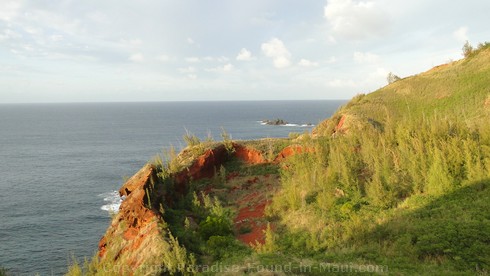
<box><xmin>298</xmin><ymin>59</ymin><xmax>319</xmax><ymax>67</ymax></box>
<box><xmin>261</xmin><ymin>38</ymin><xmax>291</xmax><ymax>69</ymax></box>
<box><xmin>368</xmin><ymin>67</ymin><xmax>389</xmax><ymax>82</ymax></box>
<box><xmin>353</xmin><ymin>51</ymin><xmax>379</xmax><ymax>63</ymax></box>
<box><xmin>223</xmin><ymin>63</ymin><xmax>233</xmax><ymax>72</ymax></box>
<box><xmin>326</xmin><ymin>56</ymin><xmax>337</xmax><ymax>64</ymax></box>
<box><xmin>50</xmin><ymin>34</ymin><xmax>64</xmax><ymax>42</ymax></box>
<box><xmin>129</xmin><ymin>39</ymin><xmax>143</xmax><ymax>47</ymax></box>
<box><xmin>236</xmin><ymin>48</ymin><xmax>253</xmax><ymax>61</ymax></box>
<box><xmin>324</xmin><ymin>0</ymin><xmax>389</xmax><ymax>40</ymax></box>
<box><xmin>0</xmin><ymin>0</ymin><xmax>22</xmax><ymax>21</ymax></box>
<box><xmin>327</xmin><ymin>79</ymin><xmax>357</xmax><ymax>88</ymax></box>
<box><xmin>205</xmin><ymin>63</ymin><xmax>234</xmax><ymax>73</ymax></box>
<box><xmin>217</xmin><ymin>56</ymin><xmax>229</xmax><ymax>63</ymax></box>
<box><xmin>86</xmin><ymin>10</ymin><xmax>109</xmax><ymax>25</ymax></box>
<box><xmin>453</xmin><ymin>26</ymin><xmax>468</xmax><ymax>42</ymax></box>
<box><xmin>327</xmin><ymin>35</ymin><xmax>337</xmax><ymax>44</ymax></box>
<box><xmin>129</xmin><ymin>53</ymin><xmax>144</xmax><ymax>62</ymax></box>
<box><xmin>202</xmin><ymin>56</ymin><xmax>229</xmax><ymax>62</ymax></box>
<box><xmin>0</xmin><ymin>29</ymin><xmax>21</xmax><ymax>42</ymax></box>
<box><xmin>156</xmin><ymin>54</ymin><xmax>169</xmax><ymax>62</ymax></box>
<box><xmin>187</xmin><ymin>37</ymin><xmax>195</xmax><ymax>44</ymax></box>
<box><xmin>185</xmin><ymin>57</ymin><xmax>200</xmax><ymax>63</ymax></box>
<box><xmin>178</xmin><ymin>66</ymin><xmax>196</xmax><ymax>73</ymax></box>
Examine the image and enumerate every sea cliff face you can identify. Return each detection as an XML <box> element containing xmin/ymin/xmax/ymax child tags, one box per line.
<box><xmin>97</xmin><ymin>164</ymin><xmax>164</xmax><ymax>273</ymax></box>
<box><xmin>96</xmin><ymin>141</ymin><xmax>309</xmax><ymax>274</ymax></box>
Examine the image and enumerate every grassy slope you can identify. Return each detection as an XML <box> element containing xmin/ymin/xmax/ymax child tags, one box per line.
<box><xmin>260</xmin><ymin>46</ymin><xmax>490</xmax><ymax>275</ymax></box>
<box><xmin>67</xmin><ymin>47</ymin><xmax>490</xmax><ymax>275</ymax></box>
<box><xmin>317</xmin><ymin>46</ymin><xmax>490</xmax><ymax>136</ymax></box>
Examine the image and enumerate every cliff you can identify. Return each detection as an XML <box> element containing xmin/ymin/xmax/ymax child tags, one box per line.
<box><xmin>96</xmin><ymin>141</ymin><xmax>310</xmax><ymax>274</ymax></box>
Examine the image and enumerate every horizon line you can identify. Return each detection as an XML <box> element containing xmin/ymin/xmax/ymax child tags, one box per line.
<box><xmin>0</xmin><ymin>99</ymin><xmax>350</xmax><ymax>105</ymax></box>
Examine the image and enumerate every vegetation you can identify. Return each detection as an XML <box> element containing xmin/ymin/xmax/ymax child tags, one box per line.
<box><xmin>268</xmin><ymin>115</ymin><xmax>490</xmax><ymax>272</ymax></box>
<box><xmin>0</xmin><ymin>267</ymin><xmax>8</xmax><ymax>276</ymax></box>
<box><xmin>387</xmin><ymin>72</ymin><xmax>401</xmax><ymax>84</ymax></box>
<box><xmin>68</xmin><ymin>42</ymin><xmax>490</xmax><ymax>275</ymax></box>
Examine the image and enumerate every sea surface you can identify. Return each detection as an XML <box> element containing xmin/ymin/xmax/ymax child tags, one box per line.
<box><xmin>0</xmin><ymin>100</ymin><xmax>345</xmax><ymax>275</ymax></box>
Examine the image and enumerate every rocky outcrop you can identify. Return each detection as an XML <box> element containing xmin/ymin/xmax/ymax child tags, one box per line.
<box><xmin>174</xmin><ymin>145</ymin><xmax>229</xmax><ymax>193</ymax></box>
<box><xmin>233</xmin><ymin>143</ymin><xmax>266</xmax><ymax>164</ymax></box>
<box><xmin>261</xmin><ymin>119</ymin><xmax>288</xmax><ymax>125</ymax></box>
<box><xmin>98</xmin><ymin>164</ymin><xmax>166</xmax><ymax>273</ymax></box>
<box><xmin>97</xmin><ymin>141</ymin><xmax>316</xmax><ymax>272</ymax></box>
<box><xmin>335</xmin><ymin>115</ymin><xmax>347</xmax><ymax>133</ymax></box>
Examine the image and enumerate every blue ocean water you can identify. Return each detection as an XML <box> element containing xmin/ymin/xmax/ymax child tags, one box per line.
<box><xmin>0</xmin><ymin>100</ymin><xmax>345</xmax><ymax>275</ymax></box>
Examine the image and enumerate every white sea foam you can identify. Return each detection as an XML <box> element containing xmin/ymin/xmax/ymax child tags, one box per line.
<box><xmin>258</xmin><ymin>121</ymin><xmax>314</xmax><ymax>127</ymax></box>
<box><xmin>99</xmin><ymin>191</ymin><xmax>125</xmax><ymax>214</ymax></box>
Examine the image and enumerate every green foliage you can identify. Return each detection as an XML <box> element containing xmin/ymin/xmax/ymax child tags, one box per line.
<box><xmin>0</xmin><ymin>267</ymin><xmax>7</xmax><ymax>276</ymax></box>
<box><xmin>70</xmin><ymin>45</ymin><xmax>490</xmax><ymax>275</ymax></box>
<box><xmin>288</xmin><ymin>132</ymin><xmax>301</xmax><ymax>139</ymax></box>
<box><xmin>268</xmin><ymin>112</ymin><xmax>490</xmax><ymax>273</ymax></box>
<box><xmin>253</xmin><ymin>223</ymin><xmax>277</xmax><ymax>254</ymax></box>
<box><xmin>221</xmin><ymin>127</ymin><xmax>235</xmax><ymax>154</ymax></box>
<box><xmin>462</xmin><ymin>40</ymin><xmax>474</xmax><ymax>58</ymax></box>
<box><xmin>65</xmin><ymin>252</ymin><xmax>105</xmax><ymax>276</ymax></box>
<box><xmin>205</xmin><ymin>235</ymin><xmax>239</xmax><ymax>259</ymax></box>
<box><xmin>183</xmin><ymin>129</ymin><xmax>201</xmax><ymax>147</ymax></box>
<box><xmin>161</xmin><ymin>232</ymin><xmax>196</xmax><ymax>274</ymax></box>
<box><xmin>199</xmin><ymin>216</ymin><xmax>233</xmax><ymax>240</ymax></box>
<box><xmin>66</xmin><ymin>256</ymin><xmax>82</xmax><ymax>276</ymax></box>
<box><xmin>152</xmin><ymin>146</ymin><xmax>182</xmax><ymax>181</ymax></box>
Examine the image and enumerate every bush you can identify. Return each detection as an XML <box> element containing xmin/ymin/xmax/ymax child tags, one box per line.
<box><xmin>199</xmin><ymin>216</ymin><xmax>233</xmax><ymax>240</ymax></box>
<box><xmin>462</xmin><ymin>41</ymin><xmax>474</xmax><ymax>58</ymax></box>
<box><xmin>387</xmin><ymin>72</ymin><xmax>401</xmax><ymax>84</ymax></box>
<box><xmin>183</xmin><ymin>129</ymin><xmax>201</xmax><ymax>147</ymax></box>
<box><xmin>205</xmin><ymin>235</ymin><xmax>237</xmax><ymax>259</ymax></box>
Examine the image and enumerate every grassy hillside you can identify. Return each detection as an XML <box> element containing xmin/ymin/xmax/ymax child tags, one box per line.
<box><xmin>316</xmin><ymin>43</ymin><xmax>490</xmax><ymax>136</ymax></box>
<box><xmin>68</xmin><ymin>44</ymin><xmax>490</xmax><ymax>275</ymax></box>
<box><xmin>264</xmin><ymin>44</ymin><xmax>490</xmax><ymax>275</ymax></box>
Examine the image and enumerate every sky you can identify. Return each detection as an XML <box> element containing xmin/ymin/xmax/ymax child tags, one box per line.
<box><xmin>0</xmin><ymin>0</ymin><xmax>489</xmax><ymax>103</ymax></box>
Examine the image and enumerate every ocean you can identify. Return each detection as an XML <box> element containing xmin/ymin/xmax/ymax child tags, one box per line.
<box><xmin>0</xmin><ymin>100</ymin><xmax>345</xmax><ymax>275</ymax></box>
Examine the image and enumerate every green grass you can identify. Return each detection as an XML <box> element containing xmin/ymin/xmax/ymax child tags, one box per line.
<box><xmin>315</xmin><ymin>45</ymin><xmax>490</xmax><ymax>136</ymax></box>
<box><xmin>69</xmin><ymin>44</ymin><xmax>490</xmax><ymax>275</ymax></box>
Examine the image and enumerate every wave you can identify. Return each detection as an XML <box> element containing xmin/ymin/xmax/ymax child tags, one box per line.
<box><xmin>257</xmin><ymin>121</ymin><xmax>314</xmax><ymax>127</ymax></box>
<box><xmin>99</xmin><ymin>191</ymin><xmax>125</xmax><ymax>214</ymax></box>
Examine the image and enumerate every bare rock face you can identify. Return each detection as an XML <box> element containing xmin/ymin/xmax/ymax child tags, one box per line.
<box><xmin>98</xmin><ymin>164</ymin><xmax>166</xmax><ymax>274</ymax></box>
<box><xmin>335</xmin><ymin>115</ymin><xmax>347</xmax><ymax>133</ymax></box>
<box><xmin>119</xmin><ymin>164</ymin><xmax>155</xmax><ymax>197</ymax></box>
<box><xmin>174</xmin><ymin>145</ymin><xmax>229</xmax><ymax>191</ymax></box>
<box><xmin>233</xmin><ymin>143</ymin><xmax>266</xmax><ymax>164</ymax></box>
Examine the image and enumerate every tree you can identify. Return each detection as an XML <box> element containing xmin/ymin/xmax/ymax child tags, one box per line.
<box><xmin>387</xmin><ymin>72</ymin><xmax>401</xmax><ymax>84</ymax></box>
<box><xmin>462</xmin><ymin>41</ymin><xmax>474</xmax><ymax>58</ymax></box>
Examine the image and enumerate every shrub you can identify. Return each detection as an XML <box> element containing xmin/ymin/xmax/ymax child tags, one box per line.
<box><xmin>199</xmin><ymin>216</ymin><xmax>233</xmax><ymax>240</ymax></box>
<box><xmin>221</xmin><ymin>127</ymin><xmax>235</xmax><ymax>154</ymax></box>
<box><xmin>462</xmin><ymin>40</ymin><xmax>474</xmax><ymax>58</ymax></box>
<box><xmin>183</xmin><ymin>129</ymin><xmax>201</xmax><ymax>147</ymax></box>
<box><xmin>205</xmin><ymin>235</ymin><xmax>237</xmax><ymax>259</ymax></box>
<box><xmin>387</xmin><ymin>72</ymin><xmax>401</xmax><ymax>84</ymax></box>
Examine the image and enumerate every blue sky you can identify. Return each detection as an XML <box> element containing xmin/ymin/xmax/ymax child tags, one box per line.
<box><xmin>1</xmin><ymin>0</ymin><xmax>489</xmax><ymax>103</ymax></box>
